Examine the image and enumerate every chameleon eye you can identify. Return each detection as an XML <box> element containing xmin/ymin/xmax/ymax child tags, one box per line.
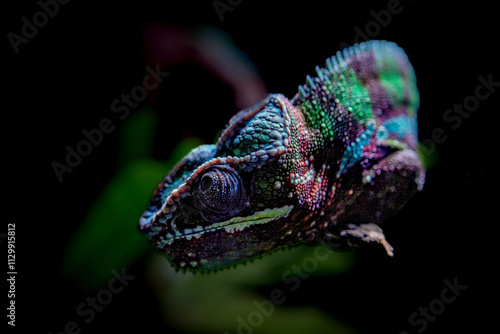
<box><xmin>194</xmin><ymin>165</ymin><xmax>246</xmax><ymax>223</ymax></box>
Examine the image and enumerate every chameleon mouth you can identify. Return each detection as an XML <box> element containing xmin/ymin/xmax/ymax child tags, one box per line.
<box><xmin>162</xmin><ymin>205</ymin><xmax>294</xmax><ymax>244</ymax></box>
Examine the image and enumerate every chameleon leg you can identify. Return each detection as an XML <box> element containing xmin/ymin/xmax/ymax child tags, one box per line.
<box><xmin>340</xmin><ymin>223</ymin><xmax>394</xmax><ymax>256</ymax></box>
<box><xmin>331</xmin><ymin>148</ymin><xmax>424</xmax><ymax>256</ymax></box>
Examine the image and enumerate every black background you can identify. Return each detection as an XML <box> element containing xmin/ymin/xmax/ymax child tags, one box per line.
<box><xmin>4</xmin><ymin>0</ymin><xmax>497</xmax><ymax>333</ymax></box>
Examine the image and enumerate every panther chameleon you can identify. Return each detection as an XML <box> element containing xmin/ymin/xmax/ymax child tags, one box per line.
<box><xmin>138</xmin><ymin>40</ymin><xmax>425</xmax><ymax>271</ymax></box>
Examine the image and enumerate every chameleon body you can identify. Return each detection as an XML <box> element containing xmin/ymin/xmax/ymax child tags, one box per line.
<box><xmin>139</xmin><ymin>40</ymin><xmax>425</xmax><ymax>271</ymax></box>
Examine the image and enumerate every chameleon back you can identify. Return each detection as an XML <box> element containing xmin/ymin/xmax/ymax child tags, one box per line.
<box><xmin>293</xmin><ymin>40</ymin><xmax>419</xmax><ymax>155</ymax></box>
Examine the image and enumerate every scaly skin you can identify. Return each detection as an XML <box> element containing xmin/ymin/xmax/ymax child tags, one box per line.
<box><xmin>139</xmin><ymin>40</ymin><xmax>425</xmax><ymax>271</ymax></box>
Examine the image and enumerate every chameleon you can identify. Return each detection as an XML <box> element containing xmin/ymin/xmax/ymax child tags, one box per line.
<box><xmin>138</xmin><ymin>40</ymin><xmax>425</xmax><ymax>271</ymax></box>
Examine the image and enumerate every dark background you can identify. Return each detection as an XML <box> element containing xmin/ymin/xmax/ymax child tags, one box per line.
<box><xmin>4</xmin><ymin>0</ymin><xmax>497</xmax><ymax>333</ymax></box>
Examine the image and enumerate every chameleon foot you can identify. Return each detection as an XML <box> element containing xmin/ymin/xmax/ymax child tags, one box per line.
<box><xmin>340</xmin><ymin>223</ymin><xmax>394</xmax><ymax>256</ymax></box>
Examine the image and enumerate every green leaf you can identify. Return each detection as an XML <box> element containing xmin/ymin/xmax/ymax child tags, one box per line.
<box><xmin>61</xmin><ymin>137</ymin><xmax>204</xmax><ymax>290</ymax></box>
<box><xmin>149</xmin><ymin>250</ymin><xmax>357</xmax><ymax>334</ymax></box>
<box><xmin>196</xmin><ymin>244</ymin><xmax>356</xmax><ymax>287</ymax></box>
<box><xmin>118</xmin><ymin>108</ymin><xmax>158</xmax><ymax>166</ymax></box>
<box><xmin>417</xmin><ymin>141</ymin><xmax>439</xmax><ymax>170</ymax></box>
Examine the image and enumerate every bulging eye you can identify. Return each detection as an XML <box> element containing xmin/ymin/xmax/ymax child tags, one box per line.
<box><xmin>194</xmin><ymin>165</ymin><xmax>246</xmax><ymax>222</ymax></box>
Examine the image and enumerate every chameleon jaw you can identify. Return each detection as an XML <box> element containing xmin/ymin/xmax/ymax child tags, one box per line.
<box><xmin>160</xmin><ymin>205</ymin><xmax>294</xmax><ymax>245</ymax></box>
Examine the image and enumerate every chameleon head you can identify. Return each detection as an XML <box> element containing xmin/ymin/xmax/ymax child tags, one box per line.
<box><xmin>138</xmin><ymin>95</ymin><xmax>298</xmax><ymax>270</ymax></box>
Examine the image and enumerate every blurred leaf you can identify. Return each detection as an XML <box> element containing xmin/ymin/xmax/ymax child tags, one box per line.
<box><xmin>62</xmin><ymin>137</ymin><xmax>204</xmax><ymax>290</ymax></box>
<box><xmin>61</xmin><ymin>159</ymin><xmax>165</xmax><ymax>290</ymax></box>
<box><xmin>148</xmin><ymin>250</ymin><xmax>357</xmax><ymax>334</ymax></box>
<box><xmin>118</xmin><ymin>108</ymin><xmax>158</xmax><ymax>166</ymax></box>
<box><xmin>195</xmin><ymin>244</ymin><xmax>356</xmax><ymax>287</ymax></box>
<box><xmin>417</xmin><ymin>142</ymin><xmax>439</xmax><ymax>170</ymax></box>
<box><xmin>166</xmin><ymin>287</ymin><xmax>357</xmax><ymax>334</ymax></box>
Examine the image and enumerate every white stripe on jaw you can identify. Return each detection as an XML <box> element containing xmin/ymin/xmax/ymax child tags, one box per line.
<box><xmin>159</xmin><ymin>205</ymin><xmax>294</xmax><ymax>246</ymax></box>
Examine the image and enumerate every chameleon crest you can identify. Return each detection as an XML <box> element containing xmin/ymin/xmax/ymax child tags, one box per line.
<box><xmin>139</xmin><ymin>40</ymin><xmax>425</xmax><ymax>271</ymax></box>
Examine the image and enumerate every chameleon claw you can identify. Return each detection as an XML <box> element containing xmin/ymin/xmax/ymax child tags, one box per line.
<box><xmin>380</xmin><ymin>238</ymin><xmax>394</xmax><ymax>257</ymax></box>
<box><xmin>340</xmin><ymin>223</ymin><xmax>394</xmax><ymax>256</ymax></box>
